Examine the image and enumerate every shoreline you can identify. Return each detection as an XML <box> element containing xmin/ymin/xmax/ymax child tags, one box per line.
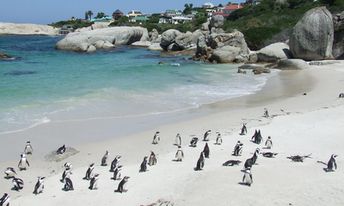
<box><xmin>1</xmin><ymin>61</ymin><xmax>344</xmax><ymax>205</ymax></box>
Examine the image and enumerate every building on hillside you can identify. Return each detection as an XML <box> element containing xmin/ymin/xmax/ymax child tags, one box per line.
<box><xmin>112</xmin><ymin>9</ymin><xmax>124</xmax><ymax>20</ymax></box>
<box><xmin>213</xmin><ymin>3</ymin><xmax>243</xmax><ymax>17</ymax></box>
<box><xmin>130</xmin><ymin>15</ymin><xmax>150</xmax><ymax>23</ymax></box>
<box><xmin>171</xmin><ymin>16</ymin><xmax>193</xmax><ymax>24</ymax></box>
<box><xmin>164</xmin><ymin>9</ymin><xmax>183</xmax><ymax>17</ymax></box>
<box><xmin>127</xmin><ymin>10</ymin><xmax>143</xmax><ymax>22</ymax></box>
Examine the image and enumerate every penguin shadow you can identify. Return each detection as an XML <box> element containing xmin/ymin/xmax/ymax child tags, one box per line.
<box><xmin>3</xmin><ymin>176</ymin><xmax>14</xmax><ymax>180</ymax></box>
<box><xmin>172</xmin><ymin>159</ymin><xmax>182</xmax><ymax>162</ymax></box>
<box><xmin>62</xmin><ymin>188</ymin><xmax>74</xmax><ymax>192</ymax></box>
<box><xmin>139</xmin><ymin>169</ymin><xmax>149</xmax><ymax>173</ymax></box>
<box><xmin>222</xmin><ymin>160</ymin><xmax>241</xmax><ymax>167</ymax></box>
<box><xmin>11</xmin><ymin>187</ymin><xmax>21</xmax><ymax>192</ymax></box>
<box><xmin>19</xmin><ymin>168</ymin><xmax>27</xmax><ymax>171</ymax></box>
<box><xmin>193</xmin><ymin>168</ymin><xmax>203</xmax><ymax>171</ymax></box>
<box><xmin>114</xmin><ymin>189</ymin><xmax>128</xmax><ymax>193</ymax></box>
<box><xmin>238</xmin><ymin>182</ymin><xmax>252</xmax><ymax>187</ymax></box>
<box><xmin>189</xmin><ymin>144</ymin><xmax>197</xmax><ymax>148</ymax></box>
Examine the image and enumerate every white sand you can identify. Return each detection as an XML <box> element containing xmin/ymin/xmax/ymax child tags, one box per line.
<box><xmin>1</xmin><ymin>61</ymin><xmax>344</xmax><ymax>206</ymax></box>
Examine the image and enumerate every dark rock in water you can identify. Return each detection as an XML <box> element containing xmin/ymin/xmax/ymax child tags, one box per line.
<box><xmin>0</xmin><ymin>52</ymin><xmax>15</xmax><ymax>61</ymax></box>
<box><xmin>4</xmin><ymin>70</ymin><xmax>37</xmax><ymax>76</ymax></box>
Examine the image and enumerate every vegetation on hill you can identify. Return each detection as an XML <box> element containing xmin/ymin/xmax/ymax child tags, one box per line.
<box><xmin>49</xmin><ymin>19</ymin><xmax>93</xmax><ymax>29</ymax></box>
<box><xmin>224</xmin><ymin>0</ymin><xmax>344</xmax><ymax>50</ymax></box>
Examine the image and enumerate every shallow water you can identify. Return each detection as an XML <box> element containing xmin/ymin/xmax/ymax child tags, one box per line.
<box><xmin>0</xmin><ymin>35</ymin><xmax>271</xmax><ymax>134</ymax></box>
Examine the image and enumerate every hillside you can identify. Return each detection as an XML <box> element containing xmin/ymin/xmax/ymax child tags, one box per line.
<box><xmin>224</xmin><ymin>0</ymin><xmax>344</xmax><ymax>50</ymax></box>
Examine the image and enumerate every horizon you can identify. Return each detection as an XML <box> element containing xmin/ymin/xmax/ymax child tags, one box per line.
<box><xmin>0</xmin><ymin>0</ymin><xmax>245</xmax><ymax>24</ymax></box>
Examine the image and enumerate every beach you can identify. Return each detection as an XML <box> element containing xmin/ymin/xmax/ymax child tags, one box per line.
<box><xmin>1</xmin><ymin>61</ymin><xmax>344</xmax><ymax>206</ymax></box>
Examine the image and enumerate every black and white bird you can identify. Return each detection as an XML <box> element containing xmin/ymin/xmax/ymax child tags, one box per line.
<box><xmin>18</xmin><ymin>154</ymin><xmax>30</xmax><ymax>171</ymax></box>
<box><xmin>101</xmin><ymin>150</ymin><xmax>109</xmax><ymax>166</ymax></box>
<box><xmin>242</xmin><ymin>169</ymin><xmax>253</xmax><ymax>186</ymax></box>
<box><xmin>24</xmin><ymin>141</ymin><xmax>33</xmax><ymax>155</ymax></box>
<box><xmin>110</xmin><ymin>155</ymin><xmax>121</xmax><ymax>172</ymax></box>
<box><xmin>33</xmin><ymin>177</ymin><xmax>45</xmax><ymax>195</ymax></box>
<box><xmin>327</xmin><ymin>154</ymin><xmax>338</xmax><ymax>172</ymax></box>
<box><xmin>84</xmin><ymin>163</ymin><xmax>95</xmax><ymax>180</ymax></box>
<box><xmin>0</xmin><ymin>193</ymin><xmax>10</xmax><ymax>206</ymax></box>
<box><xmin>89</xmin><ymin>174</ymin><xmax>99</xmax><ymax>190</ymax></box>
<box><xmin>4</xmin><ymin>167</ymin><xmax>16</xmax><ymax>179</ymax></box>
<box><xmin>56</xmin><ymin>145</ymin><xmax>66</xmax><ymax>155</ymax></box>
<box><xmin>139</xmin><ymin>156</ymin><xmax>148</xmax><ymax>172</ymax></box>
<box><xmin>12</xmin><ymin>177</ymin><xmax>24</xmax><ymax>191</ymax></box>
<box><xmin>115</xmin><ymin>176</ymin><xmax>129</xmax><ymax>193</ymax></box>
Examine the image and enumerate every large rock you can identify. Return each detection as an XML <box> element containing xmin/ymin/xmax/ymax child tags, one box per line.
<box><xmin>160</xmin><ymin>29</ymin><xmax>182</xmax><ymax>50</ymax></box>
<box><xmin>257</xmin><ymin>42</ymin><xmax>292</xmax><ymax>62</ymax></box>
<box><xmin>289</xmin><ymin>7</ymin><xmax>334</xmax><ymax>60</ymax></box>
<box><xmin>210</xmin><ymin>46</ymin><xmax>248</xmax><ymax>63</ymax></box>
<box><xmin>149</xmin><ymin>29</ymin><xmax>160</xmax><ymax>43</ymax></box>
<box><xmin>56</xmin><ymin>26</ymin><xmax>148</xmax><ymax>52</ymax></box>
<box><xmin>210</xmin><ymin>15</ymin><xmax>224</xmax><ymax>28</ymax></box>
<box><xmin>333</xmin><ymin>11</ymin><xmax>344</xmax><ymax>59</ymax></box>
<box><xmin>277</xmin><ymin>59</ymin><xmax>309</xmax><ymax>70</ymax></box>
<box><xmin>148</xmin><ymin>43</ymin><xmax>163</xmax><ymax>51</ymax></box>
<box><xmin>208</xmin><ymin>30</ymin><xmax>249</xmax><ymax>54</ymax></box>
<box><xmin>131</xmin><ymin>40</ymin><xmax>152</xmax><ymax>47</ymax></box>
<box><xmin>196</xmin><ymin>35</ymin><xmax>208</xmax><ymax>57</ymax></box>
<box><xmin>175</xmin><ymin>32</ymin><xmax>195</xmax><ymax>50</ymax></box>
<box><xmin>0</xmin><ymin>22</ymin><xmax>59</xmax><ymax>35</ymax></box>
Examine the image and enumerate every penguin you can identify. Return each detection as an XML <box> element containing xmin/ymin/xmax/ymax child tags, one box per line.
<box><xmin>242</xmin><ymin>169</ymin><xmax>253</xmax><ymax>186</ymax></box>
<box><xmin>251</xmin><ymin>130</ymin><xmax>258</xmax><ymax>142</ymax></box>
<box><xmin>195</xmin><ymin>152</ymin><xmax>205</xmax><ymax>171</ymax></box>
<box><xmin>33</xmin><ymin>177</ymin><xmax>45</xmax><ymax>195</ymax></box>
<box><xmin>18</xmin><ymin>154</ymin><xmax>30</xmax><ymax>171</ymax></box>
<box><xmin>263</xmin><ymin>108</ymin><xmax>269</xmax><ymax>118</ymax></box>
<box><xmin>101</xmin><ymin>150</ymin><xmax>109</xmax><ymax>166</ymax></box>
<box><xmin>64</xmin><ymin>162</ymin><xmax>72</xmax><ymax>170</ymax></box>
<box><xmin>148</xmin><ymin>151</ymin><xmax>157</xmax><ymax>166</ymax></box>
<box><xmin>252</xmin><ymin>130</ymin><xmax>262</xmax><ymax>144</ymax></box>
<box><xmin>57</xmin><ymin>145</ymin><xmax>66</xmax><ymax>155</ymax></box>
<box><xmin>115</xmin><ymin>176</ymin><xmax>129</xmax><ymax>193</ymax></box>
<box><xmin>152</xmin><ymin>131</ymin><xmax>160</xmax><ymax>145</ymax></box>
<box><xmin>215</xmin><ymin>132</ymin><xmax>222</xmax><ymax>145</ymax></box>
<box><xmin>327</xmin><ymin>154</ymin><xmax>337</xmax><ymax>172</ymax></box>
<box><xmin>12</xmin><ymin>177</ymin><xmax>24</xmax><ymax>191</ymax></box>
<box><xmin>203</xmin><ymin>143</ymin><xmax>210</xmax><ymax>158</ymax></box>
<box><xmin>63</xmin><ymin>172</ymin><xmax>74</xmax><ymax>191</ymax></box>
<box><xmin>112</xmin><ymin>165</ymin><xmax>122</xmax><ymax>180</ymax></box>
<box><xmin>89</xmin><ymin>174</ymin><xmax>99</xmax><ymax>190</ymax></box>
<box><xmin>84</xmin><ymin>163</ymin><xmax>95</xmax><ymax>180</ymax></box>
<box><xmin>139</xmin><ymin>156</ymin><xmax>148</xmax><ymax>172</ymax></box>
<box><xmin>175</xmin><ymin>146</ymin><xmax>184</xmax><ymax>162</ymax></box>
<box><xmin>190</xmin><ymin>137</ymin><xmax>198</xmax><ymax>147</ymax></box>
<box><xmin>4</xmin><ymin>167</ymin><xmax>16</xmax><ymax>179</ymax></box>
<box><xmin>174</xmin><ymin>133</ymin><xmax>182</xmax><ymax>146</ymax></box>
<box><xmin>233</xmin><ymin>141</ymin><xmax>243</xmax><ymax>156</ymax></box>
<box><xmin>244</xmin><ymin>148</ymin><xmax>260</xmax><ymax>169</ymax></box>
<box><xmin>61</xmin><ymin>168</ymin><xmax>72</xmax><ymax>183</ymax></box>
<box><xmin>24</xmin><ymin>141</ymin><xmax>33</xmax><ymax>155</ymax></box>
<box><xmin>265</xmin><ymin>136</ymin><xmax>273</xmax><ymax>149</ymax></box>
<box><xmin>0</xmin><ymin>193</ymin><xmax>10</xmax><ymax>206</ymax></box>
<box><xmin>240</xmin><ymin>123</ymin><xmax>247</xmax><ymax>135</ymax></box>
<box><xmin>110</xmin><ymin>155</ymin><xmax>121</xmax><ymax>172</ymax></box>
<box><xmin>203</xmin><ymin>130</ymin><xmax>211</xmax><ymax>141</ymax></box>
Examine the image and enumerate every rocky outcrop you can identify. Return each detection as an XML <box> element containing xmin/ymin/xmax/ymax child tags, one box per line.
<box><xmin>75</xmin><ymin>22</ymin><xmax>109</xmax><ymax>33</ymax></box>
<box><xmin>333</xmin><ymin>11</ymin><xmax>344</xmax><ymax>59</ymax></box>
<box><xmin>238</xmin><ymin>64</ymin><xmax>270</xmax><ymax>75</ymax></box>
<box><xmin>56</xmin><ymin>26</ymin><xmax>149</xmax><ymax>52</ymax></box>
<box><xmin>210</xmin><ymin>15</ymin><xmax>224</xmax><ymax>29</ymax></box>
<box><xmin>289</xmin><ymin>7</ymin><xmax>334</xmax><ymax>60</ymax></box>
<box><xmin>0</xmin><ymin>22</ymin><xmax>59</xmax><ymax>35</ymax></box>
<box><xmin>207</xmin><ymin>30</ymin><xmax>250</xmax><ymax>63</ymax></box>
<box><xmin>256</xmin><ymin>42</ymin><xmax>292</xmax><ymax>62</ymax></box>
<box><xmin>148</xmin><ymin>43</ymin><xmax>163</xmax><ymax>51</ymax></box>
<box><xmin>131</xmin><ymin>40</ymin><xmax>152</xmax><ymax>47</ymax></box>
<box><xmin>277</xmin><ymin>59</ymin><xmax>309</xmax><ymax>70</ymax></box>
<box><xmin>160</xmin><ymin>29</ymin><xmax>182</xmax><ymax>50</ymax></box>
<box><xmin>149</xmin><ymin>29</ymin><xmax>160</xmax><ymax>43</ymax></box>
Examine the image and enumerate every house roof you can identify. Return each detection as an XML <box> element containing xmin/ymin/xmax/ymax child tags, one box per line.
<box><xmin>224</xmin><ymin>4</ymin><xmax>243</xmax><ymax>11</ymax></box>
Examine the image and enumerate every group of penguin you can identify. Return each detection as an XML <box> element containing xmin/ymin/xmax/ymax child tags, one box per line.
<box><xmin>1</xmin><ymin>111</ymin><xmax>339</xmax><ymax>206</ymax></box>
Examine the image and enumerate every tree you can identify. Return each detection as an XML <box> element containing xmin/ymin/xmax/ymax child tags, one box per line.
<box><xmin>96</xmin><ymin>12</ymin><xmax>106</xmax><ymax>19</ymax></box>
<box><xmin>85</xmin><ymin>11</ymin><xmax>89</xmax><ymax>20</ymax></box>
<box><xmin>87</xmin><ymin>10</ymin><xmax>93</xmax><ymax>20</ymax></box>
<box><xmin>183</xmin><ymin>3</ymin><xmax>194</xmax><ymax>15</ymax></box>
<box><xmin>218</xmin><ymin>3</ymin><xmax>224</xmax><ymax>7</ymax></box>
<box><xmin>320</xmin><ymin>0</ymin><xmax>335</xmax><ymax>5</ymax></box>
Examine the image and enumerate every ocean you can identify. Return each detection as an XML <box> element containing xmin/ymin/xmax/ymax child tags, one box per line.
<box><xmin>0</xmin><ymin>35</ymin><xmax>271</xmax><ymax>135</ymax></box>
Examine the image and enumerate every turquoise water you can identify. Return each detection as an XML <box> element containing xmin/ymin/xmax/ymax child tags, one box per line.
<box><xmin>0</xmin><ymin>35</ymin><xmax>270</xmax><ymax>134</ymax></box>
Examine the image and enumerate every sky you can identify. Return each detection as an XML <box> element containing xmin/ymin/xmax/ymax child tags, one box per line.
<box><xmin>0</xmin><ymin>0</ymin><xmax>245</xmax><ymax>24</ymax></box>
